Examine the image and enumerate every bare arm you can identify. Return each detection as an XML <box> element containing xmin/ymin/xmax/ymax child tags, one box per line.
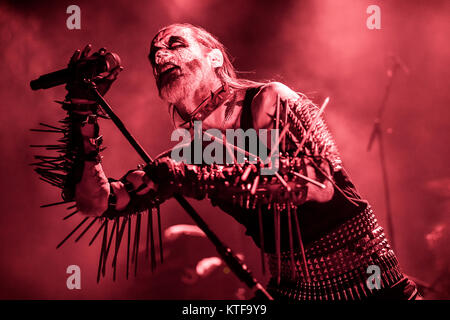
<box><xmin>74</xmin><ymin>116</ymin><xmax>157</xmax><ymax>216</ymax></box>
<box><xmin>251</xmin><ymin>81</ymin><xmax>337</xmax><ymax>203</ymax></box>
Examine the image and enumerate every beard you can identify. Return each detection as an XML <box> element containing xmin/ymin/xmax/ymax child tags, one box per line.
<box><xmin>158</xmin><ymin>74</ymin><xmax>195</xmax><ymax>104</ymax></box>
<box><xmin>158</xmin><ymin>67</ymin><xmax>206</xmax><ymax>107</ymax></box>
<box><xmin>157</xmin><ymin>58</ymin><xmax>208</xmax><ymax>105</ymax></box>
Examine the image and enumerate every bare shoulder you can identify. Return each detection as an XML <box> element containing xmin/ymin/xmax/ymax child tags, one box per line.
<box><xmin>256</xmin><ymin>82</ymin><xmax>299</xmax><ymax>101</ymax></box>
<box><xmin>251</xmin><ymin>82</ymin><xmax>300</xmax><ymax>129</ymax></box>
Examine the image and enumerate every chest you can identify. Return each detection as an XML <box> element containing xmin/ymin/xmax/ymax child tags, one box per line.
<box><xmin>200</xmin><ymin>88</ymin><xmax>260</xmax><ymax>132</ymax></box>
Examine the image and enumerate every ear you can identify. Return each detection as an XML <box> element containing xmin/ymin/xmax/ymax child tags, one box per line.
<box><xmin>207</xmin><ymin>48</ymin><xmax>224</xmax><ymax>68</ymax></box>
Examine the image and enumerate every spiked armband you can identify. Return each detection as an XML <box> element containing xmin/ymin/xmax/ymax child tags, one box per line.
<box><xmin>283</xmin><ymin>95</ymin><xmax>342</xmax><ymax>172</ymax></box>
<box><xmin>31</xmin><ymin>100</ymin><xmax>104</xmax><ymax>202</ymax></box>
<box><xmin>102</xmin><ymin>168</ymin><xmax>163</xmax><ymax>219</ymax></box>
<box><xmin>142</xmin><ymin>156</ymin><xmax>313</xmax><ymax>209</ymax></box>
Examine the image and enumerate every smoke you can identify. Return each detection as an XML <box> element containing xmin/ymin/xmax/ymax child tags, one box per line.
<box><xmin>0</xmin><ymin>0</ymin><xmax>449</xmax><ymax>298</ymax></box>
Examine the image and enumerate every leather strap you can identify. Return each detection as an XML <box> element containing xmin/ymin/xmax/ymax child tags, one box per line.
<box><xmin>178</xmin><ymin>83</ymin><xmax>232</xmax><ymax>128</ymax></box>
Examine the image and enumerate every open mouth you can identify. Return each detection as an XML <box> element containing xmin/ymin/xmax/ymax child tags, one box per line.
<box><xmin>158</xmin><ymin>63</ymin><xmax>181</xmax><ymax>80</ymax></box>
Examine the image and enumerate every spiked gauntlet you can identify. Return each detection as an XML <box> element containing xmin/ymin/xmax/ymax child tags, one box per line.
<box><xmin>32</xmin><ymin>100</ymin><xmax>104</xmax><ymax>202</ymax></box>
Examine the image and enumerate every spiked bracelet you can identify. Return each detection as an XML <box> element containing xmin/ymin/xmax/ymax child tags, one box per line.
<box><xmin>106</xmin><ymin>178</ymin><xmax>118</xmax><ymax>211</ymax></box>
<box><xmin>31</xmin><ymin>100</ymin><xmax>103</xmax><ymax>202</ymax></box>
<box><xmin>101</xmin><ymin>167</ymin><xmax>165</xmax><ymax>219</ymax></box>
<box><xmin>143</xmin><ymin>157</ymin><xmax>312</xmax><ymax>208</ymax></box>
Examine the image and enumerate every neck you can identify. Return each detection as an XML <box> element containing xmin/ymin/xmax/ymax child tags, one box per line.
<box><xmin>174</xmin><ymin>77</ymin><xmax>223</xmax><ymax>120</ymax></box>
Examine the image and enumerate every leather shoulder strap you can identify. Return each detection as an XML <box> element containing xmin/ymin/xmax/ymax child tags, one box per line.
<box><xmin>240</xmin><ymin>86</ymin><xmax>263</xmax><ymax>130</ymax></box>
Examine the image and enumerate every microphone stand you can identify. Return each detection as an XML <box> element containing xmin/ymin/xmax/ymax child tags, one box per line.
<box><xmin>86</xmin><ymin>80</ymin><xmax>273</xmax><ymax>300</ymax></box>
<box><xmin>367</xmin><ymin>61</ymin><xmax>446</xmax><ymax>298</ymax></box>
<box><xmin>367</xmin><ymin>63</ymin><xmax>400</xmax><ymax>251</ymax></box>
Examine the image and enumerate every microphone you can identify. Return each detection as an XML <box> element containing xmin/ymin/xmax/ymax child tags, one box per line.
<box><xmin>30</xmin><ymin>69</ymin><xmax>71</xmax><ymax>90</ymax></box>
<box><xmin>30</xmin><ymin>51</ymin><xmax>121</xmax><ymax>91</ymax></box>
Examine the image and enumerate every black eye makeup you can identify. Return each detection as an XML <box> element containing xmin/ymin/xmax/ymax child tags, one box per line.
<box><xmin>148</xmin><ymin>35</ymin><xmax>188</xmax><ymax>65</ymax></box>
<box><xmin>168</xmin><ymin>36</ymin><xmax>187</xmax><ymax>48</ymax></box>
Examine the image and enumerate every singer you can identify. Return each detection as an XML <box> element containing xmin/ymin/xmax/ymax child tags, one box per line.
<box><xmin>33</xmin><ymin>23</ymin><xmax>419</xmax><ymax>300</ymax></box>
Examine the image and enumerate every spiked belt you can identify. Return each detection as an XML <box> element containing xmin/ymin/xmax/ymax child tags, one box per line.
<box><xmin>266</xmin><ymin>207</ymin><xmax>404</xmax><ymax>300</ymax></box>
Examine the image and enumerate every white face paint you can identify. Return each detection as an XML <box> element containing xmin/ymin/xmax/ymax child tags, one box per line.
<box><xmin>149</xmin><ymin>27</ymin><xmax>216</xmax><ymax>108</ymax></box>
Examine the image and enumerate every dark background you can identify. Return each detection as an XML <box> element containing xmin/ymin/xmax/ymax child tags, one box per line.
<box><xmin>0</xmin><ymin>0</ymin><xmax>449</xmax><ymax>299</ymax></box>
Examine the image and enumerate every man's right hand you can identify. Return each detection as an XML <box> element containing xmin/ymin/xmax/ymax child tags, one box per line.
<box><xmin>65</xmin><ymin>44</ymin><xmax>123</xmax><ymax>104</ymax></box>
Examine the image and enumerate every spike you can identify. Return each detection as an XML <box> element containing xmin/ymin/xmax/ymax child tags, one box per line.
<box><xmin>274</xmin><ymin>205</ymin><xmax>281</xmax><ymax>285</ymax></box>
<box><xmin>157</xmin><ymin>206</ymin><xmax>163</xmax><ymax>264</ymax></box>
<box><xmin>293</xmin><ymin>97</ymin><xmax>329</xmax><ymax>158</ymax></box>
<box><xmin>308</xmin><ymin>160</ymin><xmax>360</xmax><ymax>207</ymax></box>
<box><xmin>292</xmin><ymin>171</ymin><xmax>326</xmax><ymax>189</ymax></box>
<box><xmin>56</xmin><ymin>217</ymin><xmax>89</xmax><ymax>249</ymax></box>
<box><xmin>203</xmin><ymin>131</ymin><xmax>261</xmax><ymax>162</ymax></box>
<box><xmin>75</xmin><ymin>217</ymin><xmax>98</xmax><ymax>242</ymax></box>
<box><xmin>148</xmin><ymin>209</ymin><xmax>156</xmax><ymax>271</ymax></box>
<box><xmin>97</xmin><ymin>219</ymin><xmax>108</xmax><ymax>283</ymax></box>
<box><xmin>102</xmin><ymin>218</ymin><xmax>118</xmax><ymax>277</ymax></box>
<box><xmin>63</xmin><ymin>210</ymin><xmax>79</xmax><ymax>220</ymax></box>
<box><xmin>134</xmin><ymin>213</ymin><xmax>142</xmax><ymax>277</ymax></box>
<box><xmin>339</xmin><ymin>277</ymin><xmax>348</xmax><ymax>300</ymax></box>
<box><xmin>146</xmin><ymin>211</ymin><xmax>150</xmax><ymax>260</ymax></box>
<box><xmin>274</xmin><ymin>172</ymin><xmax>291</xmax><ymax>192</ymax></box>
<box><xmin>89</xmin><ymin>219</ymin><xmax>106</xmax><ymax>246</ymax></box>
<box><xmin>34</xmin><ymin>155</ymin><xmax>64</xmax><ymax>160</ymax></box>
<box><xmin>39</xmin><ymin>177</ymin><xmax>62</xmax><ymax>188</ymax></box>
<box><xmin>275</xmin><ymin>94</ymin><xmax>280</xmax><ymax>131</ymax></box>
<box><xmin>30</xmin><ymin>144</ymin><xmax>64</xmax><ymax>149</ymax></box>
<box><xmin>250</xmin><ymin>175</ymin><xmax>259</xmax><ymax>195</ymax></box>
<box><xmin>41</xmin><ymin>200</ymin><xmax>72</xmax><ymax>208</ymax></box>
<box><xmin>131</xmin><ymin>217</ymin><xmax>136</xmax><ymax>263</ymax></box>
<box><xmin>32</xmin><ymin>157</ymin><xmax>62</xmax><ymax>164</ymax></box>
<box><xmin>293</xmin><ymin>208</ymin><xmax>310</xmax><ymax>282</ymax></box>
<box><xmin>328</xmin><ymin>280</ymin><xmax>335</xmax><ymax>300</ymax></box>
<box><xmin>287</xmin><ymin>205</ymin><xmax>296</xmax><ymax>279</ymax></box>
<box><xmin>38</xmin><ymin>122</ymin><xmax>64</xmax><ymax>131</ymax></box>
<box><xmin>257</xmin><ymin>204</ymin><xmax>265</xmax><ymax>275</ymax></box>
<box><xmin>31</xmin><ymin>162</ymin><xmax>58</xmax><ymax>169</ymax></box>
<box><xmin>241</xmin><ymin>165</ymin><xmax>253</xmax><ymax>182</ymax></box>
<box><xmin>223</xmin><ymin>133</ymin><xmax>237</xmax><ymax>164</ymax></box>
<box><xmin>282</xmin><ymin>100</ymin><xmax>289</xmax><ymax>152</ymax></box>
<box><xmin>113</xmin><ymin>217</ymin><xmax>119</xmax><ymax>278</ymax></box>
<box><xmin>126</xmin><ymin>217</ymin><xmax>131</xmax><ymax>279</ymax></box>
<box><xmin>36</xmin><ymin>173</ymin><xmax>64</xmax><ymax>184</ymax></box>
<box><xmin>36</xmin><ymin>172</ymin><xmax>62</xmax><ymax>180</ymax></box>
<box><xmin>112</xmin><ymin>217</ymin><xmax>128</xmax><ymax>281</ymax></box>
<box><xmin>264</xmin><ymin>123</ymin><xmax>290</xmax><ymax>166</ymax></box>
<box><xmin>30</xmin><ymin>128</ymin><xmax>62</xmax><ymax>133</ymax></box>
